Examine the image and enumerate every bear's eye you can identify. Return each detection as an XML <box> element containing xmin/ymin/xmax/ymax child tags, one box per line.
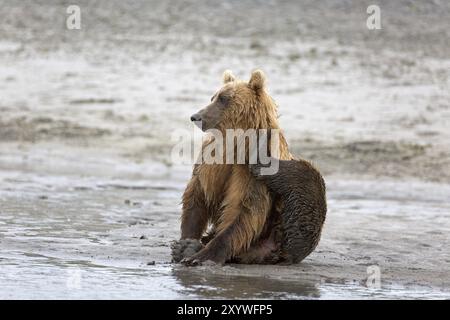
<box><xmin>218</xmin><ymin>94</ymin><xmax>228</xmax><ymax>104</ymax></box>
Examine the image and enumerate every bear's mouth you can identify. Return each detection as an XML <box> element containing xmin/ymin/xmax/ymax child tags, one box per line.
<box><xmin>192</xmin><ymin>120</ymin><xmax>205</xmax><ymax>131</ymax></box>
<box><xmin>193</xmin><ymin>119</ymin><xmax>220</xmax><ymax>132</ymax></box>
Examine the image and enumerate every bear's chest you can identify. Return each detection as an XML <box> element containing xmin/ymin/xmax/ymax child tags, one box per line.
<box><xmin>197</xmin><ymin>164</ymin><xmax>232</xmax><ymax>205</ymax></box>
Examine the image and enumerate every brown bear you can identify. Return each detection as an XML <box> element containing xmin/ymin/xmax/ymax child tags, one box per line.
<box><xmin>171</xmin><ymin>70</ymin><xmax>326</xmax><ymax>265</ymax></box>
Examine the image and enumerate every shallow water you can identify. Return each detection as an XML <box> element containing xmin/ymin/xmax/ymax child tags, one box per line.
<box><xmin>1</xmin><ymin>257</ymin><xmax>448</xmax><ymax>299</ymax></box>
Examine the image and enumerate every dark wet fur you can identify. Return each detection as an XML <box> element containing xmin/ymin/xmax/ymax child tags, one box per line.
<box><xmin>250</xmin><ymin>158</ymin><xmax>327</xmax><ymax>263</ymax></box>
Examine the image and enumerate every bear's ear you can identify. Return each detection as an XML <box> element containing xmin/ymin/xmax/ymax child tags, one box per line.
<box><xmin>248</xmin><ymin>69</ymin><xmax>266</xmax><ymax>91</ymax></box>
<box><xmin>222</xmin><ymin>70</ymin><xmax>236</xmax><ymax>84</ymax></box>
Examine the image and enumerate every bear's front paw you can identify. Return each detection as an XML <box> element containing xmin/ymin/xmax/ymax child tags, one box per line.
<box><xmin>180</xmin><ymin>248</ymin><xmax>227</xmax><ymax>267</ymax></box>
<box><xmin>171</xmin><ymin>239</ymin><xmax>204</xmax><ymax>263</ymax></box>
<box><xmin>249</xmin><ymin>157</ymin><xmax>280</xmax><ymax>179</ymax></box>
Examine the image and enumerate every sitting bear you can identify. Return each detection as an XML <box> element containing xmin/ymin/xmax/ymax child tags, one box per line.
<box><xmin>171</xmin><ymin>70</ymin><xmax>326</xmax><ymax>265</ymax></box>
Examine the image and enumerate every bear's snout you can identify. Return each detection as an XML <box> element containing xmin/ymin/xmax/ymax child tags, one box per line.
<box><xmin>190</xmin><ymin>113</ymin><xmax>202</xmax><ymax>122</ymax></box>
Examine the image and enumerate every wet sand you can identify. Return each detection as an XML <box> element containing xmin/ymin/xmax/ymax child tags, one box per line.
<box><xmin>0</xmin><ymin>0</ymin><xmax>449</xmax><ymax>299</ymax></box>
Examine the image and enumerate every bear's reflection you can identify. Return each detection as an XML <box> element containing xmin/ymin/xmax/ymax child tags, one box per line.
<box><xmin>171</xmin><ymin>265</ymin><xmax>320</xmax><ymax>299</ymax></box>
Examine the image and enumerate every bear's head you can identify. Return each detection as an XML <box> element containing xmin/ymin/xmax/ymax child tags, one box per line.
<box><xmin>191</xmin><ymin>70</ymin><xmax>280</xmax><ymax>132</ymax></box>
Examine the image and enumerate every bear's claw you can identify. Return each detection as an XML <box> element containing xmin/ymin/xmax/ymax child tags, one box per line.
<box><xmin>249</xmin><ymin>162</ymin><xmax>272</xmax><ymax>179</ymax></box>
<box><xmin>181</xmin><ymin>257</ymin><xmax>217</xmax><ymax>267</ymax></box>
<box><xmin>180</xmin><ymin>247</ymin><xmax>227</xmax><ymax>266</ymax></box>
<box><xmin>248</xmin><ymin>163</ymin><xmax>261</xmax><ymax>178</ymax></box>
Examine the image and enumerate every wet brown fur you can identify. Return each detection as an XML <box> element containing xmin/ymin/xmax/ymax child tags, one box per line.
<box><xmin>250</xmin><ymin>158</ymin><xmax>327</xmax><ymax>263</ymax></box>
<box><xmin>176</xmin><ymin>70</ymin><xmax>327</xmax><ymax>265</ymax></box>
<box><xmin>179</xmin><ymin>70</ymin><xmax>292</xmax><ymax>265</ymax></box>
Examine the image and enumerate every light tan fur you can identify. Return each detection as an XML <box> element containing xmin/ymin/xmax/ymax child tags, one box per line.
<box><xmin>180</xmin><ymin>70</ymin><xmax>292</xmax><ymax>263</ymax></box>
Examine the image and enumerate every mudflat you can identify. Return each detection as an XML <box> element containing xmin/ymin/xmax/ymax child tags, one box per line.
<box><xmin>0</xmin><ymin>0</ymin><xmax>449</xmax><ymax>299</ymax></box>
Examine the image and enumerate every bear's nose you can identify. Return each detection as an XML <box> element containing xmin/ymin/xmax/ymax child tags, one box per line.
<box><xmin>190</xmin><ymin>113</ymin><xmax>202</xmax><ymax>122</ymax></box>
